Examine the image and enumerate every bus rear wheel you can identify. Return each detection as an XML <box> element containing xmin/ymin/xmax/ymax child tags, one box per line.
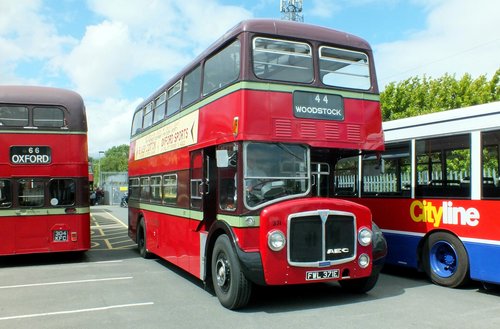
<box><xmin>422</xmin><ymin>232</ymin><xmax>469</xmax><ymax>288</ymax></box>
<box><xmin>137</xmin><ymin>219</ymin><xmax>152</xmax><ymax>259</ymax></box>
<box><xmin>211</xmin><ymin>235</ymin><xmax>252</xmax><ymax>310</ymax></box>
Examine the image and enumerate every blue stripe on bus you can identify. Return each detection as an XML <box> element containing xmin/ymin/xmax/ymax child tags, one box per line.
<box><xmin>382</xmin><ymin>232</ymin><xmax>421</xmax><ymax>269</ymax></box>
<box><xmin>464</xmin><ymin>241</ymin><xmax>500</xmax><ymax>284</ymax></box>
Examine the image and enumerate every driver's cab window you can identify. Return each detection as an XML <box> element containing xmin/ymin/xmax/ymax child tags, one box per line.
<box><xmin>243</xmin><ymin>142</ymin><xmax>309</xmax><ymax>209</ymax></box>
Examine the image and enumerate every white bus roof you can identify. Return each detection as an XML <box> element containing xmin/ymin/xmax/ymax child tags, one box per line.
<box><xmin>382</xmin><ymin>101</ymin><xmax>500</xmax><ymax>142</ymax></box>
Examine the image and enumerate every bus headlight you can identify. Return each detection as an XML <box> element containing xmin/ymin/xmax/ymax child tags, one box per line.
<box><xmin>267</xmin><ymin>230</ymin><xmax>286</xmax><ymax>251</ymax></box>
<box><xmin>358</xmin><ymin>254</ymin><xmax>370</xmax><ymax>268</ymax></box>
<box><xmin>358</xmin><ymin>228</ymin><xmax>373</xmax><ymax>246</ymax></box>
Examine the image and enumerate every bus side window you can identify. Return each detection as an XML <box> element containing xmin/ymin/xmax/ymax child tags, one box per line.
<box><xmin>140</xmin><ymin>177</ymin><xmax>150</xmax><ymax>202</ymax></box>
<box><xmin>0</xmin><ymin>106</ymin><xmax>28</xmax><ymax>127</ymax></box>
<box><xmin>131</xmin><ymin>111</ymin><xmax>143</xmax><ymax>136</ymax></box>
<box><xmin>19</xmin><ymin>179</ymin><xmax>45</xmax><ymax>207</ymax></box>
<box><xmin>162</xmin><ymin>174</ymin><xmax>178</xmax><ymax>205</ymax></box>
<box><xmin>166</xmin><ymin>81</ymin><xmax>181</xmax><ymax>117</ymax></box>
<box><xmin>129</xmin><ymin>178</ymin><xmax>140</xmax><ymax>200</ymax></box>
<box><xmin>334</xmin><ymin>157</ymin><xmax>358</xmax><ymax>196</ymax></box>
<box><xmin>33</xmin><ymin>107</ymin><xmax>65</xmax><ymax>128</ymax></box>
<box><xmin>362</xmin><ymin>143</ymin><xmax>411</xmax><ymax>197</ymax></box>
<box><xmin>153</xmin><ymin>92</ymin><xmax>166</xmax><ymax>124</ymax></box>
<box><xmin>49</xmin><ymin>179</ymin><xmax>75</xmax><ymax>206</ymax></box>
<box><xmin>203</xmin><ymin>40</ymin><xmax>241</xmax><ymax>96</ymax></box>
<box><xmin>482</xmin><ymin>130</ymin><xmax>500</xmax><ymax>198</ymax></box>
<box><xmin>415</xmin><ymin>135</ymin><xmax>470</xmax><ymax>198</ymax></box>
<box><xmin>182</xmin><ymin>65</ymin><xmax>201</xmax><ymax>108</ymax></box>
<box><xmin>0</xmin><ymin>180</ymin><xmax>12</xmax><ymax>208</ymax></box>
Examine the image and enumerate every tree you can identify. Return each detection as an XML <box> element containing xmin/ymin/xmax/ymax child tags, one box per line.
<box><xmin>100</xmin><ymin>144</ymin><xmax>129</xmax><ymax>172</ymax></box>
<box><xmin>90</xmin><ymin>144</ymin><xmax>129</xmax><ymax>186</ymax></box>
<box><xmin>380</xmin><ymin>69</ymin><xmax>500</xmax><ymax>121</ymax></box>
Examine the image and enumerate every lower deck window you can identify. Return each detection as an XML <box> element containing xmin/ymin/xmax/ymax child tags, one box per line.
<box><xmin>19</xmin><ymin>179</ymin><xmax>45</xmax><ymax>207</ymax></box>
<box><xmin>49</xmin><ymin>179</ymin><xmax>75</xmax><ymax>206</ymax></box>
<box><xmin>0</xmin><ymin>180</ymin><xmax>12</xmax><ymax>208</ymax></box>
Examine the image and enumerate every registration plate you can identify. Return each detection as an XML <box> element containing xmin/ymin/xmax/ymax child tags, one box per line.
<box><xmin>306</xmin><ymin>269</ymin><xmax>340</xmax><ymax>281</ymax></box>
<box><xmin>53</xmin><ymin>230</ymin><xmax>68</xmax><ymax>242</ymax></box>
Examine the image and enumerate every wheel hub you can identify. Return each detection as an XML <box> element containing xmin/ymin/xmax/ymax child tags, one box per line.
<box><xmin>431</xmin><ymin>241</ymin><xmax>457</xmax><ymax>277</ymax></box>
<box><xmin>216</xmin><ymin>258</ymin><xmax>230</xmax><ymax>287</ymax></box>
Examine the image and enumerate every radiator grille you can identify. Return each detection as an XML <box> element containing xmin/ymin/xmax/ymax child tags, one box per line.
<box><xmin>289</xmin><ymin>213</ymin><xmax>355</xmax><ymax>266</ymax></box>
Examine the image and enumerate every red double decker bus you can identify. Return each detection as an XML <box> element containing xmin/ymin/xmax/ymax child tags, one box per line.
<box><xmin>0</xmin><ymin>86</ymin><xmax>91</xmax><ymax>256</ymax></box>
<box><xmin>128</xmin><ymin>19</ymin><xmax>386</xmax><ymax>309</ymax></box>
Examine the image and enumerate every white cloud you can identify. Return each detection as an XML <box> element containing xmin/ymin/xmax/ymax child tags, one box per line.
<box><xmin>73</xmin><ymin>0</ymin><xmax>252</xmax><ymax>154</ymax></box>
<box><xmin>375</xmin><ymin>0</ymin><xmax>500</xmax><ymax>87</ymax></box>
<box><xmin>0</xmin><ymin>0</ymin><xmax>76</xmax><ymax>84</ymax></box>
<box><xmin>86</xmin><ymin>97</ymin><xmax>143</xmax><ymax>156</ymax></box>
<box><xmin>54</xmin><ymin>0</ymin><xmax>252</xmax><ymax>100</ymax></box>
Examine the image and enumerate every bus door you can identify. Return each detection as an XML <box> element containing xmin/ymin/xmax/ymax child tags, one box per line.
<box><xmin>190</xmin><ymin>148</ymin><xmax>217</xmax><ymax>277</ymax></box>
<box><xmin>190</xmin><ymin>148</ymin><xmax>217</xmax><ymax>231</ymax></box>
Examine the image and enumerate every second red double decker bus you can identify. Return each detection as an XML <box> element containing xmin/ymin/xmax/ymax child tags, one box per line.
<box><xmin>128</xmin><ymin>19</ymin><xmax>386</xmax><ymax>309</ymax></box>
<box><xmin>0</xmin><ymin>85</ymin><xmax>91</xmax><ymax>256</ymax></box>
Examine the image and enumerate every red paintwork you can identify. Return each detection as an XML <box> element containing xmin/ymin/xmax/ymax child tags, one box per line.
<box><xmin>349</xmin><ymin>197</ymin><xmax>500</xmax><ymax>241</ymax></box>
<box><xmin>0</xmin><ymin>132</ymin><xmax>90</xmax><ymax>256</ymax></box>
<box><xmin>258</xmin><ymin>198</ymin><xmax>373</xmax><ymax>285</ymax></box>
<box><xmin>0</xmin><ymin>134</ymin><xmax>88</xmax><ymax>177</ymax></box>
<box><xmin>129</xmin><ymin>89</ymin><xmax>384</xmax><ymax>175</ymax></box>
<box><xmin>0</xmin><ymin>214</ymin><xmax>90</xmax><ymax>255</ymax></box>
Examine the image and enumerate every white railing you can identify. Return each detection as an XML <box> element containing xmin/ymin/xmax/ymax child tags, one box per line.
<box><xmin>336</xmin><ymin>168</ymin><xmax>498</xmax><ymax>193</ymax></box>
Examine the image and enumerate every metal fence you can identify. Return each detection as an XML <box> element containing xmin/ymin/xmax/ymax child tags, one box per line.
<box><xmin>100</xmin><ymin>172</ymin><xmax>128</xmax><ymax>205</ymax></box>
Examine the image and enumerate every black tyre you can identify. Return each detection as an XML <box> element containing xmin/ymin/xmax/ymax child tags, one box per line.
<box><xmin>211</xmin><ymin>235</ymin><xmax>252</xmax><ymax>310</ymax></box>
<box><xmin>137</xmin><ymin>219</ymin><xmax>152</xmax><ymax>259</ymax></box>
<box><xmin>339</xmin><ymin>272</ymin><xmax>379</xmax><ymax>293</ymax></box>
<box><xmin>422</xmin><ymin>232</ymin><xmax>469</xmax><ymax>287</ymax></box>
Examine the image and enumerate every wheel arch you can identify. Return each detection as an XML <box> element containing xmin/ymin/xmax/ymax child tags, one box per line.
<box><xmin>418</xmin><ymin>229</ymin><xmax>470</xmax><ymax>287</ymax></box>
<box><xmin>204</xmin><ymin>220</ymin><xmax>265</xmax><ymax>286</ymax></box>
<box><xmin>204</xmin><ymin>220</ymin><xmax>238</xmax><ymax>283</ymax></box>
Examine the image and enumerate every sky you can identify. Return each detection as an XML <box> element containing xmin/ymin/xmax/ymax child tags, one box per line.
<box><xmin>1</xmin><ymin>0</ymin><xmax>499</xmax><ymax>157</ymax></box>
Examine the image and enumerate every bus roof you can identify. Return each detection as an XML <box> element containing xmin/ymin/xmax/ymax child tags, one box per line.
<box><xmin>0</xmin><ymin>85</ymin><xmax>87</xmax><ymax>131</ymax></box>
<box><xmin>140</xmin><ymin>19</ymin><xmax>374</xmax><ymax>110</ymax></box>
<box><xmin>222</xmin><ymin>19</ymin><xmax>372</xmax><ymax>51</ymax></box>
<box><xmin>0</xmin><ymin>85</ymin><xmax>83</xmax><ymax>107</ymax></box>
<box><xmin>383</xmin><ymin>101</ymin><xmax>500</xmax><ymax>142</ymax></box>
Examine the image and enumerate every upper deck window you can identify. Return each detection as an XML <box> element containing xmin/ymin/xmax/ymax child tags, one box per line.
<box><xmin>33</xmin><ymin>107</ymin><xmax>65</xmax><ymax>127</ymax></box>
<box><xmin>182</xmin><ymin>66</ymin><xmax>201</xmax><ymax>107</ymax></box>
<box><xmin>131</xmin><ymin>110</ymin><xmax>143</xmax><ymax>136</ymax></box>
<box><xmin>167</xmin><ymin>81</ymin><xmax>181</xmax><ymax>116</ymax></box>
<box><xmin>320</xmin><ymin>47</ymin><xmax>370</xmax><ymax>90</ymax></box>
<box><xmin>143</xmin><ymin>102</ymin><xmax>154</xmax><ymax>129</ymax></box>
<box><xmin>203</xmin><ymin>40</ymin><xmax>241</xmax><ymax>95</ymax></box>
<box><xmin>153</xmin><ymin>92</ymin><xmax>166</xmax><ymax>124</ymax></box>
<box><xmin>0</xmin><ymin>106</ymin><xmax>28</xmax><ymax>127</ymax></box>
<box><xmin>253</xmin><ymin>37</ymin><xmax>313</xmax><ymax>83</ymax></box>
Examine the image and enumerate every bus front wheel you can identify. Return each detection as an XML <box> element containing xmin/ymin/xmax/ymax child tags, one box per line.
<box><xmin>422</xmin><ymin>232</ymin><xmax>469</xmax><ymax>288</ymax></box>
<box><xmin>211</xmin><ymin>235</ymin><xmax>252</xmax><ymax>310</ymax></box>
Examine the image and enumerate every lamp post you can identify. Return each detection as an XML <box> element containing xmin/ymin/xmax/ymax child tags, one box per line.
<box><xmin>98</xmin><ymin>151</ymin><xmax>104</xmax><ymax>187</ymax></box>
